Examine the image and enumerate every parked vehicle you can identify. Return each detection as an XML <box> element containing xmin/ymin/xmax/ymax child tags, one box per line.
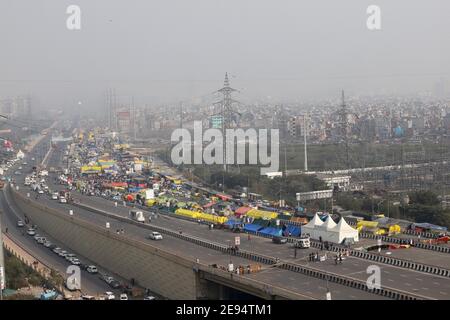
<box><xmin>109</xmin><ymin>280</ymin><xmax>121</xmax><ymax>289</ymax></box>
<box><xmin>119</xmin><ymin>293</ymin><xmax>128</xmax><ymax>300</ymax></box>
<box><xmin>17</xmin><ymin>220</ymin><xmax>25</xmax><ymax>227</ymax></box>
<box><xmin>104</xmin><ymin>291</ymin><xmax>115</xmax><ymax>300</ymax></box>
<box><xmin>129</xmin><ymin>209</ymin><xmax>145</xmax><ymax>223</ymax></box>
<box><xmin>26</xmin><ymin>228</ymin><xmax>36</xmax><ymax>236</ymax></box>
<box><xmin>294</xmin><ymin>236</ymin><xmax>311</xmax><ymax>249</ymax></box>
<box><xmin>272</xmin><ymin>236</ymin><xmax>288</xmax><ymax>244</ymax></box>
<box><xmin>148</xmin><ymin>232</ymin><xmax>163</xmax><ymax>240</ymax></box>
<box><xmin>53</xmin><ymin>247</ymin><xmax>62</xmax><ymax>254</ymax></box>
<box><xmin>87</xmin><ymin>266</ymin><xmax>98</xmax><ymax>274</ymax></box>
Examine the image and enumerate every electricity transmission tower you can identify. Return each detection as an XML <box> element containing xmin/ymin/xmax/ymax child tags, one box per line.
<box><xmin>214</xmin><ymin>73</ymin><xmax>241</xmax><ymax>172</ymax></box>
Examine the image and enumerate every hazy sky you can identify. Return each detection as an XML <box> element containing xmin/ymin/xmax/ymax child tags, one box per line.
<box><xmin>0</xmin><ymin>0</ymin><xmax>449</xmax><ymax>110</ymax></box>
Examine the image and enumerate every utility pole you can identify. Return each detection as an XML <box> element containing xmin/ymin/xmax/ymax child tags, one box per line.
<box><xmin>303</xmin><ymin>114</ymin><xmax>308</xmax><ymax>172</ymax></box>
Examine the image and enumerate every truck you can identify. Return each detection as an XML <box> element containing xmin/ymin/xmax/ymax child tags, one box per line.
<box><xmin>294</xmin><ymin>236</ymin><xmax>311</xmax><ymax>249</ymax></box>
<box><xmin>129</xmin><ymin>209</ymin><xmax>145</xmax><ymax>223</ymax></box>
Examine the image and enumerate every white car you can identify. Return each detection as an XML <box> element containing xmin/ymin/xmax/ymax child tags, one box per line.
<box><xmin>51</xmin><ymin>193</ymin><xmax>59</xmax><ymax>200</ymax></box>
<box><xmin>144</xmin><ymin>296</ymin><xmax>156</xmax><ymax>300</ymax></box>
<box><xmin>148</xmin><ymin>232</ymin><xmax>163</xmax><ymax>240</ymax></box>
<box><xmin>17</xmin><ymin>220</ymin><xmax>25</xmax><ymax>227</ymax></box>
<box><xmin>58</xmin><ymin>250</ymin><xmax>68</xmax><ymax>257</ymax></box>
<box><xmin>87</xmin><ymin>266</ymin><xmax>98</xmax><ymax>274</ymax></box>
<box><xmin>44</xmin><ymin>241</ymin><xmax>52</xmax><ymax>248</ymax></box>
<box><xmin>104</xmin><ymin>292</ymin><xmax>115</xmax><ymax>300</ymax></box>
<box><xmin>27</xmin><ymin>228</ymin><xmax>36</xmax><ymax>236</ymax></box>
<box><xmin>53</xmin><ymin>247</ymin><xmax>62</xmax><ymax>254</ymax></box>
<box><xmin>65</xmin><ymin>253</ymin><xmax>76</xmax><ymax>261</ymax></box>
<box><xmin>119</xmin><ymin>293</ymin><xmax>128</xmax><ymax>300</ymax></box>
<box><xmin>60</xmin><ymin>197</ymin><xmax>67</xmax><ymax>203</ymax></box>
<box><xmin>38</xmin><ymin>189</ymin><xmax>44</xmax><ymax>194</ymax></box>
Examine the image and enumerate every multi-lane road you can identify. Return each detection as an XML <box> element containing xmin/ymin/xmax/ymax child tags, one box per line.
<box><xmin>5</xmin><ymin>131</ymin><xmax>450</xmax><ymax>300</ymax></box>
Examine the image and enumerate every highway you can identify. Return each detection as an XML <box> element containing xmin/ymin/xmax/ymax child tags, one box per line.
<box><xmin>41</xmin><ymin>138</ymin><xmax>450</xmax><ymax>300</ymax></box>
<box><xmin>5</xmin><ymin>138</ymin><xmax>391</xmax><ymax>300</ymax></box>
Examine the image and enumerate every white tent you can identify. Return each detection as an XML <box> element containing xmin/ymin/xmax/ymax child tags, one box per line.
<box><xmin>332</xmin><ymin>217</ymin><xmax>359</xmax><ymax>243</ymax></box>
<box><xmin>319</xmin><ymin>215</ymin><xmax>337</xmax><ymax>230</ymax></box>
<box><xmin>301</xmin><ymin>213</ymin><xmax>323</xmax><ymax>239</ymax></box>
<box><xmin>301</xmin><ymin>214</ymin><xmax>359</xmax><ymax>244</ymax></box>
<box><xmin>318</xmin><ymin>215</ymin><xmax>339</xmax><ymax>242</ymax></box>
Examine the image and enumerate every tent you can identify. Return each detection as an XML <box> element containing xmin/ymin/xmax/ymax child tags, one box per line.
<box><xmin>301</xmin><ymin>213</ymin><xmax>324</xmax><ymax>239</ymax></box>
<box><xmin>332</xmin><ymin>217</ymin><xmax>359</xmax><ymax>243</ymax></box>
<box><xmin>301</xmin><ymin>213</ymin><xmax>359</xmax><ymax>244</ymax></box>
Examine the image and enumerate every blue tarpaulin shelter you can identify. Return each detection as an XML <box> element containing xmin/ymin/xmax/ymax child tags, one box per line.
<box><xmin>259</xmin><ymin>227</ymin><xmax>282</xmax><ymax>237</ymax></box>
<box><xmin>244</xmin><ymin>224</ymin><xmax>264</xmax><ymax>232</ymax></box>
<box><xmin>283</xmin><ymin>225</ymin><xmax>301</xmax><ymax>237</ymax></box>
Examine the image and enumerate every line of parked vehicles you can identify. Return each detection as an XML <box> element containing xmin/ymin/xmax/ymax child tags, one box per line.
<box><xmin>17</xmin><ymin>220</ymin><xmax>99</xmax><ymax>282</ymax></box>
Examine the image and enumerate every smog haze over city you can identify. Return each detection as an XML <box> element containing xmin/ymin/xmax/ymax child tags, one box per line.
<box><xmin>0</xmin><ymin>0</ymin><xmax>449</xmax><ymax>111</ymax></box>
<box><xmin>1</xmin><ymin>0</ymin><xmax>450</xmax><ymax>307</ymax></box>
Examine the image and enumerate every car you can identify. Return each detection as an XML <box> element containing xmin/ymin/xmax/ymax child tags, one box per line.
<box><xmin>102</xmin><ymin>275</ymin><xmax>114</xmax><ymax>284</ymax></box>
<box><xmin>58</xmin><ymin>250</ymin><xmax>68</xmax><ymax>257</ymax></box>
<box><xmin>109</xmin><ymin>280</ymin><xmax>121</xmax><ymax>289</ymax></box>
<box><xmin>272</xmin><ymin>236</ymin><xmax>288</xmax><ymax>244</ymax></box>
<box><xmin>34</xmin><ymin>234</ymin><xmax>42</xmax><ymax>241</ymax></box>
<box><xmin>14</xmin><ymin>171</ymin><xmax>21</xmax><ymax>175</ymax></box>
<box><xmin>65</xmin><ymin>253</ymin><xmax>76</xmax><ymax>261</ymax></box>
<box><xmin>104</xmin><ymin>292</ymin><xmax>115</xmax><ymax>300</ymax></box>
<box><xmin>144</xmin><ymin>296</ymin><xmax>156</xmax><ymax>300</ymax></box>
<box><xmin>18</xmin><ymin>166</ymin><xmax>22</xmax><ymax>170</ymax></box>
<box><xmin>44</xmin><ymin>241</ymin><xmax>53</xmax><ymax>248</ymax></box>
<box><xmin>22</xmin><ymin>162</ymin><xmax>28</xmax><ymax>165</ymax></box>
<box><xmin>37</xmin><ymin>237</ymin><xmax>46</xmax><ymax>244</ymax></box>
<box><xmin>38</xmin><ymin>189</ymin><xmax>44</xmax><ymax>194</ymax></box>
<box><xmin>86</xmin><ymin>266</ymin><xmax>98</xmax><ymax>274</ymax></box>
<box><xmin>53</xmin><ymin>247</ymin><xmax>62</xmax><ymax>254</ymax></box>
<box><xmin>17</xmin><ymin>220</ymin><xmax>25</xmax><ymax>227</ymax></box>
<box><xmin>48</xmin><ymin>244</ymin><xmax>57</xmax><ymax>250</ymax></box>
<box><xmin>119</xmin><ymin>293</ymin><xmax>128</xmax><ymax>300</ymax></box>
<box><xmin>81</xmin><ymin>295</ymin><xmax>95</xmax><ymax>300</ymax></box>
<box><xmin>60</xmin><ymin>197</ymin><xmax>67</xmax><ymax>204</ymax></box>
<box><xmin>27</xmin><ymin>228</ymin><xmax>36</xmax><ymax>236</ymax></box>
<box><xmin>51</xmin><ymin>193</ymin><xmax>59</xmax><ymax>200</ymax></box>
<box><xmin>70</xmin><ymin>258</ymin><xmax>81</xmax><ymax>266</ymax></box>
<box><xmin>148</xmin><ymin>232</ymin><xmax>163</xmax><ymax>240</ymax></box>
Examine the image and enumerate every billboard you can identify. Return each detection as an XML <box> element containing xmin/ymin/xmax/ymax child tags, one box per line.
<box><xmin>296</xmin><ymin>189</ymin><xmax>333</xmax><ymax>201</ymax></box>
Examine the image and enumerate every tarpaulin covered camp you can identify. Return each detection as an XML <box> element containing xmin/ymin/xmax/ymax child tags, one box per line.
<box><xmin>246</xmin><ymin>209</ymin><xmax>278</xmax><ymax>220</ymax></box>
<box><xmin>412</xmin><ymin>222</ymin><xmax>447</xmax><ymax>233</ymax></box>
<box><xmin>244</xmin><ymin>224</ymin><xmax>264</xmax><ymax>232</ymax></box>
<box><xmin>259</xmin><ymin>227</ymin><xmax>282</xmax><ymax>237</ymax></box>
